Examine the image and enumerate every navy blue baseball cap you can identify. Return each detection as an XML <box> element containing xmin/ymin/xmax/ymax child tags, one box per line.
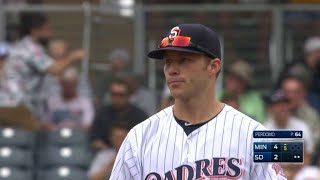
<box><xmin>147</xmin><ymin>24</ymin><xmax>221</xmax><ymax>60</ymax></box>
<box><xmin>263</xmin><ymin>90</ymin><xmax>289</xmax><ymax>105</ymax></box>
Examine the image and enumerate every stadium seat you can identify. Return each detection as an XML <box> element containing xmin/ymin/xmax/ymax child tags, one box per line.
<box><xmin>0</xmin><ymin>147</ymin><xmax>33</xmax><ymax>168</ymax></box>
<box><xmin>38</xmin><ymin>146</ymin><xmax>92</xmax><ymax>168</ymax></box>
<box><xmin>45</xmin><ymin>128</ymin><xmax>88</xmax><ymax>146</ymax></box>
<box><xmin>0</xmin><ymin>167</ymin><xmax>32</xmax><ymax>180</ymax></box>
<box><xmin>0</xmin><ymin>128</ymin><xmax>35</xmax><ymax>149</ymax></box>
<box><xmin>37</xmin><ymin>166</ymin><xmax>87</xmax><ymax>180</ymax></box>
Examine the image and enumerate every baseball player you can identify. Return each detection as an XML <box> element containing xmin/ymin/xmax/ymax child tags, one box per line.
<box><xmin>110</xmin><ymin>24</ymin><xmax>287</xmax><ymax>180</ymax></box>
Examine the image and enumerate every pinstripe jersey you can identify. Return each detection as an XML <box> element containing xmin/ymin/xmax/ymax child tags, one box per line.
<box><xmin>110</xmin><ymin>105</ymin><xmax>287</xmax><ymax>180</ymax></box>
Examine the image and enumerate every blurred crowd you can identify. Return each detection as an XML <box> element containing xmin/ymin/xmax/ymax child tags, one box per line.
<box><xmin>219</xmin><ymin>35</ymin><xmax>320</xmax><ymax>179</ymax></box>
<box><xmin>0</xmin><ymin>11</ymin><xmax>157</xmax><ymax>180</ymax></box>
<box><xmin>0</xmin><ymin>1</ymin><xmax>319</xmax><ymax>179</ymax></box>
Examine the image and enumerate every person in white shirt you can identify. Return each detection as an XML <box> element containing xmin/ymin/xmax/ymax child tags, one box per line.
<box><xmin>281</xmin><ymin>75</ymin><xmax>320</xmax><ymax>145</ymax></box>
<box><xmin>0</xmin><ymin>42</ymin><xmax>20</xmax><ymax>106</ymax></box>
<box><xmin>292</xmin><ymin>166</ymin><xmax>320</xmax><ymax>180</ymax></box>
<box><xmin>5</xmin><ymin>12</ymin><xmax>84</xmax><ymax>117</ymax></box>
<box><xmin>43</xmin><ymin>67</ymin><xmax>94</xmax><ymax>132</ymax></box>
<box><xmin>264</xmin><ymin>89</ymin><xmax>318</xmax><ymax>180</ymax></box>
<box><xmin>88</xmin><ymin>121</ymin><xmax>129</xmax><ymax>180</ymax></box>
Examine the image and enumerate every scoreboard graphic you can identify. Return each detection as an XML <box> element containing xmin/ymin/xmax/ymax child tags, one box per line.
<box><xmin>253</xmin><ymin>130</ymin><xmax>304</xmax><ymax>163</ymax></box>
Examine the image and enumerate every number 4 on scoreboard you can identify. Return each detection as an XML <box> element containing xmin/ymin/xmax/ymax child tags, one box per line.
<box><xmin>272</xmin><ymin>142</ymin><xmax>282</xmax><ymax>152</ymax></box>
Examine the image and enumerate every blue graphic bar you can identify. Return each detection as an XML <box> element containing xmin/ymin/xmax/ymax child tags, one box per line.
<box><xmin>253</xmin><ymin>142</ymin><xmax>283</xmax><ymax>152</ymax></box>
<box><xmin>253</xmin><ymin>152</ymin><xmax>272</xmax><ymax>162</ymax></box>
<box><xmin>253</xmin><ymin>142</ymin><xmax>304</xmax><ymax>163</ymax></box>
<box><xmin>253</xmin><ymin>130</ymin><xmax>303</xmax><ymax>138</ymax></box>
<box><xmin>253</xmin><ymin>142</ymin><xmax>272</xmax><ymax>152</ymax></box>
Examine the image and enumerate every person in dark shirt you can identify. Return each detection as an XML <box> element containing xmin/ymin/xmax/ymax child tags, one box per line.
<box><xmin>276</xmin><ymin>36</ymin><xmax>320</xmax><ymax>113</ymax></box>
<box><xmin>90</xmin><ymin>78</ymin><xmax>148</xmax><ymax>150</ymax></box>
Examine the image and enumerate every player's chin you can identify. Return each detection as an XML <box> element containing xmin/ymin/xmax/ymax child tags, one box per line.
<box><xmin>169</xmin><ymin>89</ymin><xmax>185</xmax><ymax>99</ymax></box>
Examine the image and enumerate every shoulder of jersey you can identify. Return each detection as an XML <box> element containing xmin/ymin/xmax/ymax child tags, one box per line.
<box><xmin>132</xmin><ymin>105</ymin><xmax>263</xmax><ymax>132</ymax></box>
<box><xmin>131</xmin><ymin>106</ymin><xmax>173</xmax><ymax>132</ymax></box>
<box><xmin>124</xmin><ymin>106</ymin><xmax>173</xmax><ymax>149</ymax></box>
<box><xmin>127</xmin><ymin>105</ymin><xmax>265</xmax><ymax>143</ymax></box>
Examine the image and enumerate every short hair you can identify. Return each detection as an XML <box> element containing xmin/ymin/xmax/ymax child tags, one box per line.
<box><xmin>111</xmin><ymin>121</ymin><xmax>130</xmax><ymax>132</ymax></box>
<box><xmin>282</xmin><ymin>75</ymin><xmax>309</xmax><ymax>91</ymax></box>
<box><xmin>19</xmin><ymin>12</ymin><xmax>48</xmax><ymax>37</ymax></box>
<box><xmin>110</xmin><ymin>78</ymin><xmax>130</xmax><ymax>92</ymax></box>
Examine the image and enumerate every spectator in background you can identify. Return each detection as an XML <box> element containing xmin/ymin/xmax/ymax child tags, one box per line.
<box><xmin>4</xmin><ymin>12</ymin><xmax>84</xmax><ymax>118</ymax></box>
<box><xmin>281</xmin><ymin>75</ymin><xmax>320</xmax><ymax>145</ymax></box>
<box><xmin>277</xmin><ymin>36</ymin><xmax>320</xmax><ymax>113</ymax></box>
<box><xmin>88</xmin><ymin>121</ymin><xmax>129</xmax><ymax>180</ymax></box>
<box><xmin>263</xmin><ymin>90</ymin><xmax>319</xmax><ymax>179</ymax></box>
<box><xmin>303</xmin><ymin>37</ymin><xmax>320</xmax><ymax>112</ymax></box>
<box><xmin>125</xmin><ymin>73</ymin><xmax>157</xmax><ymax>116</ymax></box>
<box><xmin>90</xmin><ymin>78</ymin><xmax>147</xmax><ymax>150</ymax></box>
<box><xmin>218</xmin><ymin>60</ymin><xmax>266</xmax><ymax>122</ymax></box>
<box><xmin>95</xmin><ymin>49</ymin><xmax>131</xmax><ymax>107</ymax></box>
<box><xmin>263</xmin><ymin>89</ymin><xmax>314</xmax><ymax>154</ymax></box>
<box><xmin>0</xmin><ymin>42</ymin><xmax>40</xmax><ymax>131</ymax></box>
<box><xmin>0</xmin><ymin>42</ymin><xmax>20</xmax><ymax>106</ymax></box>
<box><xmin>42</xmin><ymin>67</ymin><xmax>94</xmax><ymax>132</ymax></box>
<box><xmin>285</xmin><ymin>166</ymin><xmax>319</xmax><ymax>180</ymax></box>
<box><xmin>104</xmin><ymin>73</ymin><xmax>157</xmax><ymax>115</ymax></box>
<box><xmin>109</xmin><ymin>49</ymin><xmax>131</xmax><ymax>73</ymax></box>
<box><xmin>221</xmin><ymin>93</ymin><xmax>240</xmax><ymax>110</ymax></box>
<box><xmin>41</xmin><ymin>39</ymin><xmax>92</xmax><ymax>101</ymax></box>
<box><xmin>40</xmin><ymin>39</ymin><xmax>69</xmax><ymax>100</ymax></box>
<box><xmin>49</xmin><ymin>39</ymin><xmax>68</xmax><ymax>61</ymax></box>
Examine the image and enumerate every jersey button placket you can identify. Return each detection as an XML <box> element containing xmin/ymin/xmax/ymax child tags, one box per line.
<box><xmin>184</xmin><ymin>138</ymin><xmax>192</xmax><ymax>163</ymax></box>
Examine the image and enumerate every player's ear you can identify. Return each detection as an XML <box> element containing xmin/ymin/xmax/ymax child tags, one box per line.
<box><xmin>207</xmin><ymin>58</ymin><xmax>221</xmax><ymax>77</ymax></box>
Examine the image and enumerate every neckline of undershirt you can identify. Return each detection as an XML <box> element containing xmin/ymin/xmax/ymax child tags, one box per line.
<box><xmin>173</xmin><ymin>104</ymin><xmax>226</xmax><ymax>136</ymax></box>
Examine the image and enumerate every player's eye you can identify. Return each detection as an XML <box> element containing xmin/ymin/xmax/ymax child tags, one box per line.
<box><xmin>179</xmin><ymin>57</ymin><xmax>192</xmax><ymax>64</ymax></box>
<box><xmin>164</xmin><ymin>58</ymin><xmax>172</xmax><ymax>66</ymax></box>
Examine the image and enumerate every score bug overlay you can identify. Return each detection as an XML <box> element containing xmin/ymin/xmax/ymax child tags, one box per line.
<box><xmin>253</xmin><ymin>130</ymin><xmax>303</xmax><ymax>139</ymax></box>
<box><xmin>253</xmin><ymin>130</ymin><xmax>304</xmax><ymax>163</ymax></box>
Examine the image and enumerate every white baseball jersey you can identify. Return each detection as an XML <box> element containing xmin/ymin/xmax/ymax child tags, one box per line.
<box><xmin>110</xmin><ymin>105</ymin><xmax>287</xmax><ymax>180</ymax></box>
